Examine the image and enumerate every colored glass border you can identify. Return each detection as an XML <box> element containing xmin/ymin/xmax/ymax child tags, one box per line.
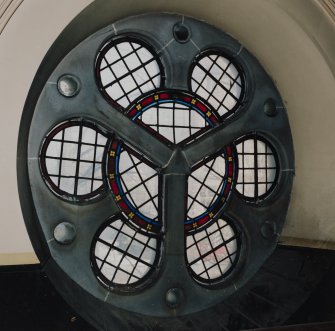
<box><xmin>107</xmin><ymin>139</ymin><xmax>162</xmax><ymax>233</ymax></box>
<box><xmin>185</xmin><ymin>145</ymin><xmax>237</xmax><ymax>232</ymax></box>
<box><xmin>127</xmin><ymin>90</ymin><xmax>220</xmax><ymax>145</ymax></box>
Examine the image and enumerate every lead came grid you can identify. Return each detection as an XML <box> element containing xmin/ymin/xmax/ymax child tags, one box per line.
<box><xmin>186</xmin><ymin>218</ymin><xmax>239</xmax><ymax>281</ymax></box>
<box><xmin>191</xmin><ymin>54</ymin><xmax>243</xmax><ymax>117</ymax></box>
<box><xmin>138</xmin><ymin>101</ymin><xmax>208</xmax><ymax>144</ymax></box>
<box><xmin>236</xmin><ymin>136</ymin><xmax>278</xmax><ymax>199</ymax></box>
<box><xmin>187</xmin><ymin>155</ymin><xmax>227</xmax><ymax>220</ymax></box>
<box><xmin>118</xmin><ymin>146</ymin><xmax>159</xmax><ymax>221</ymax></box>
<box><xmin>93</xmin><ymin>218</ymin><xmax>158</xmax><ymax>286</ymax></box>
<box><xmin>43</xmin><ymin>122</ymin><xmax>107</xmax><ymax>197</ymax></box>
<box><xmin>97</xmin><ymin>40</ymin><xmax>162</xmax><ymax>108</ymax></box>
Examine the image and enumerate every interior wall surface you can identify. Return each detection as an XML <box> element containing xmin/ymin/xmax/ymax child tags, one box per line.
<box><xmin>0</xmin><ymin>0</ymin><xmax>93</xmax><ymax>264</ymax></box>
<box><xmin>0</xmin><ymin>0</ymin><xmax>334</xmax><ymax>264</ymax></box>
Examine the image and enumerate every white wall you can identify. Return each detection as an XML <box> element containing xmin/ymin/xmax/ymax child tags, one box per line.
<box><xmin>0</xmin><ymin>0</ymin><xmax>92</xmax><ymax>263</ymax></box>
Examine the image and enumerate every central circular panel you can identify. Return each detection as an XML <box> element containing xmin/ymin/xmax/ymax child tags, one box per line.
<box><xmin>108</xmin><ymin>139</ymin><xmax>161</xmax><ymax>233</ymax></box>
<box><xmin>186</xmin><ymin>145</ymin><xmax>236</xmax><ymax>231</ymax></box>
<box><xmin>126</xmin><ymin>90</ymin><xmax>219</xmax><ymax>145</ymax></box>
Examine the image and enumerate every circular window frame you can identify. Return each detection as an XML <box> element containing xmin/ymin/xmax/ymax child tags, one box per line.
<box><xmin>234</xmin><ymin>133</ymin><xmax>280</xmax><ymax>203</ymax></box>
<box><xmin>95</xmin><ymin>35</ymin><xmax>166</xmax><ymax>111</ymax></box>
<box><xmin>188</xmin><ymin>48</ymin><xmax>247</xmax><ymax>120</ymax></box>
<box><xmin>39</xmin><ymin>118</ymin><xmax>111</xmax><ymax>203</ymax></box>
<box><xmin>185</xmin><ymin>214</ymin><xmax>243</xmax><ymax>287</ymax></box>
<box><xmin>18</xmin><ymin>11</ymin><xmax>294</xmax><ymax>324</ymax></box>
<box><xmin>90</xmin><ymin>213</ymin><xmax>163</xmax><ymax>294</ymax></box>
